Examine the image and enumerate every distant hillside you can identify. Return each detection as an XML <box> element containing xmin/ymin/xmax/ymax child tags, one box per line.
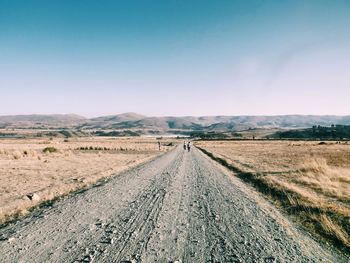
<box><xmin>0</xmin><ymin>114</ymin><xmax>86</xmax><ymax>128</ymax></box>
<box><xmin>78</xmin><ymin>112</ymin><xmax>146</xmax><ymax>129</ymax></box>
<box><xmin>1</xmin><ymin>113</ymin><xmax>350</xmax><ymax>133</ymax></box>
<box><xmin>89</xmin><ymin>112</ymin><xmax>145</xmax><ymax>123</ymax></box>
<box><xmin>195</xmin><ymin>115</ymin><xmax>350</xmax><ymax>129</ymax></box>
<box><xmin>79</xmin><ymin>114</ymin><xmax>350</xmax><ymax>132</ymax></box>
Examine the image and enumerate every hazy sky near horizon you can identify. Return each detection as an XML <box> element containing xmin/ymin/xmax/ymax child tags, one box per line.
<box><xmin>0</xmin><ymin>0</ymin><xmax>349</xmax><ymax>117</ymax></box>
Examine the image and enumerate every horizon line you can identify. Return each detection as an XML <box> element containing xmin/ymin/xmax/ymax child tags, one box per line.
<box><xmin>0</xmin><ymin>112</ymin><xmax>350</xmax><ymax>119</ymax></box>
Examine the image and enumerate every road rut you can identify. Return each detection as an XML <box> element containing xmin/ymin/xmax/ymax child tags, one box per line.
<box><xmin>0</xmin><ymin>146</ymin><xmax>345</xmax><ymax>262</ymax></box>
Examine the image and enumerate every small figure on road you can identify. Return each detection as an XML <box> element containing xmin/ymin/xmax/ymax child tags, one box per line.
<box><xmin>187</xmin><ymin>142</ymin><xmax>191</xmax><ymax>152</ymax></box>
<box><xmin>183</xmin><ymin>141</ymin><xmax>187</xmax><ymax>151</ymax></box>
<box><xmin>158</xmin><ymin>141</ymin><xmax>161</xmax><ymax>151</ymax></box>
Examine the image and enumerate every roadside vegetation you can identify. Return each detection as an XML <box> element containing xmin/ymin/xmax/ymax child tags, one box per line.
<box><xmin>195</xmin><ymin>140</ymin><xmax>350</xmax><ymax>253</ymax></box>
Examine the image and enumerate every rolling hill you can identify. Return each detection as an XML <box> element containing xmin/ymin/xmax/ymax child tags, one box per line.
<box><xmin>0</xmin><ymin>114</ymin><xmax>86</xmax><ymax>129</ymax></box>
<box><xmin>1</xmin><ymin>113</ymin><xmax>350</xmax><ymax>134</ymax></box>
<box><xmin>79</xmin><ymin>114</ymin><xmax>350</xmax><ymax>132</ymax></box>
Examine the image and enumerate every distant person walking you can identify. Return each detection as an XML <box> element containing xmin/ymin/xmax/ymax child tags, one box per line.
<box><xmin>187</xmin><ymin>141</ymin><xmax>191</xmax><ymax>152</ymax></box>
<box><xmin>158</xmin><ymin>141</ymin><xmax>161</xmax><ymax>151</ymax></box>
<box><xmin>183</xmin><ymin>141</ymin><xmax>187</xmax><ymax>151</ymax></box>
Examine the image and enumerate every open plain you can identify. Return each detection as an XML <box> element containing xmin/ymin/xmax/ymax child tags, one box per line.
<box><xmin>0</xmin><ymin>137</ymin><xmax>173</xmax><ymax>224</ymax></box>
<box><xmin>195</xmin><ymin>140</ymin><xmax>350</xmax><ymax>253</ymax></box>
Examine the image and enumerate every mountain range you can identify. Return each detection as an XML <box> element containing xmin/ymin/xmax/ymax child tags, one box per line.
<box><xmin>1</xmin><ymin>113</ymin><xmax>350</xmax><ymax>133</ymax></box>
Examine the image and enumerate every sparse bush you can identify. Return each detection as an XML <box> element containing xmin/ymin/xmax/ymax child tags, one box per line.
<box><xmin>43</xmin><ymin>147</ymin><xmax>58</xmax><ymax>153</ymax></box>
<box><xmin>13</xmin><ymin>152</ymin><xmax>22</xmax><ymax>160</ymax></box>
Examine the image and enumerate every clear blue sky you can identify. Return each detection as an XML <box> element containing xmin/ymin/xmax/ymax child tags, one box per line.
<box><xmin>0</xmin><ymin>0</ymin><xmax>349</xmax><ymax>117</ymax></box>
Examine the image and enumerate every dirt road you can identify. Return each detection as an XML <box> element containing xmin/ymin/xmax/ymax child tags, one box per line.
<box><xmin>0</xmin><ymin>146</ymin><xmax>346</xmax><ymax>262</ymax></box>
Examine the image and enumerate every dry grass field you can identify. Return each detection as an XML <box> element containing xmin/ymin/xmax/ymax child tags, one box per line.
<box><xmin>0</xmin><ymin>137</ymin><xmax>175</xmax><ymax>224</ymax></box>
<box><xmin>195</xmin><ymin>140</ymin><xmax>350</xmax><ymax>251</ymax></box>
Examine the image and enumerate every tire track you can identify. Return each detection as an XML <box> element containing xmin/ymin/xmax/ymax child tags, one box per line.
<box><xmin>74</xmin><ymin>148</ymin><xmax>184</xmax><ymax>263</ymax></box>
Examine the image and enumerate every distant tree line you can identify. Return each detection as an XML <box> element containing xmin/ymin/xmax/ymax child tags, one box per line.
<box><xmin>93</xmin><ymin>130</ymin><xmax>140</xmax><ymax>137</ymax></box>
<box><xmin>275</xmin><ymin>125</ymin><xmax>350</xmax><ymax>140</ymax></box>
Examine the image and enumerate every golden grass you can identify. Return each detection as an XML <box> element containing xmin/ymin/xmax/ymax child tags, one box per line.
<box><xmin>0</xmin><ymin>137</ymin><xmax>175</xmax><ymax>224</ymax></box>
<box><xmin>195</xmin><ymin>140</ymin><xmax>350</xmax><ymax>252</ymax></box>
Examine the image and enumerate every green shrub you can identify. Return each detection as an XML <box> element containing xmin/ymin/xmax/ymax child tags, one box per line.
<box><xmin>43</xmin><ymin>147</ymin><xmax>58</xmax><ymax>153</ymax></box>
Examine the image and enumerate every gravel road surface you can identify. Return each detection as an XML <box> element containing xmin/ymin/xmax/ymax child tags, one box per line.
<box><xmin>0</xmin><ymin>146</ymin><xmax>346</xmax><ymax>262</ymax></box>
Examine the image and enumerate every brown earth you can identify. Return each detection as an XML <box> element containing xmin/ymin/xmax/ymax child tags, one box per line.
<box><xmin>0</xmin><ymin>137</ymin><xmax>175</xmax><ymax>224</ymax></box>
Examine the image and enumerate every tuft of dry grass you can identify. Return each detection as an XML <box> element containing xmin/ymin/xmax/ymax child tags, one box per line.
<box><xmin>316</xmin><ymin>214</ymin><xmax>349</xmax><ymax>246</ymax></box>
<box><xmin>12</xmin><ymin>150</ymin><xmax>23</xmax><ymax>160</ymax></box>
<box><xmin>196</xmin><ymin>140</ymin><xmax>350</xmax><ymax>252</ymax></box>
<box><xmin>0</xmin><ymin>137</ymin><xmax>176</xmax><ymax>225</ymax></box>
